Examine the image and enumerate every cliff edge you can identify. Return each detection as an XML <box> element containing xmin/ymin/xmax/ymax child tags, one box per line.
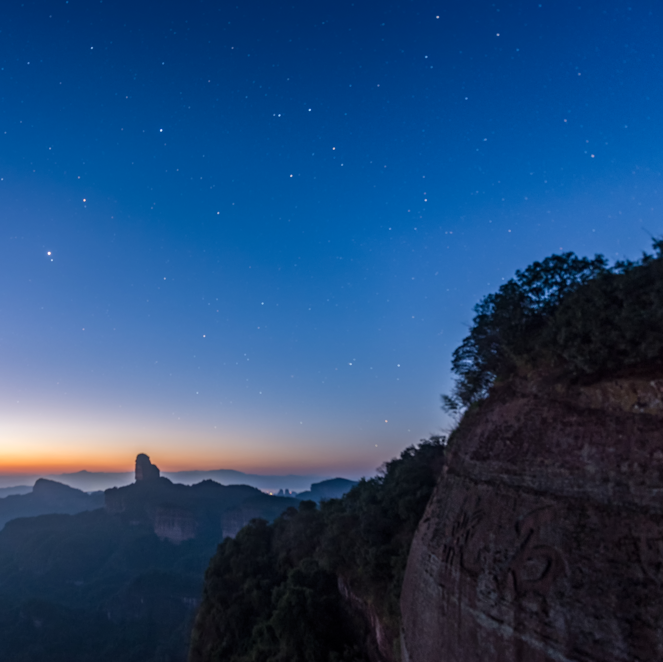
<box><xmin>401</xmin><ymin>370</ymin><xmax>663</xmax><ymax>662</ymax></box>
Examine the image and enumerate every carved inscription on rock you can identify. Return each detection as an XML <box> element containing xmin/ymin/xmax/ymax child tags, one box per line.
<box><xmin>506</xmin><ymin>506</ymin><xmax>566</xmax><ymax>595</ymax></box>
<box><xmin>438</xmin><ymin>497</ymin><xmax>566</xmax><ymax>597</ymax></box>
<box><xmin>440</xmin><ymin>496</ymin><xmax>486</xmax><ymax>577</ymax></box>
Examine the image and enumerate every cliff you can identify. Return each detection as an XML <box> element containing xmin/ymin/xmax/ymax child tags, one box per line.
<box><xmin>400</xmin><ymin>369</ymin><xmax>663</xmax><ymax>662</ymax></box>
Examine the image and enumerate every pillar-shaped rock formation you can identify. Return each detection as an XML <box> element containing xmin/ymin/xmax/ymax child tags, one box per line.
<box><xmin>135</xmin><ymin>453</ymin><xmax>160</xmax><ymax>482</ymax></box>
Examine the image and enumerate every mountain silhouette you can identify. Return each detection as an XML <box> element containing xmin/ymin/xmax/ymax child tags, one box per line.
<box><xmin>0</xmin><ymin>478</ymin><xmax>104</xmax><ymax>530</ymax></box>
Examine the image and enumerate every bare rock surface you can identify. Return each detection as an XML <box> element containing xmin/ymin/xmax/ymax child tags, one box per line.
<box><xmin>154</xmin><ymin>506</ymin><xmax>198</xmax><ymax>543</ymax></box>
<box><xmin>401</xmin><ymin>373</ymin><xmax>663</xmax><ymax>662</ymax></box>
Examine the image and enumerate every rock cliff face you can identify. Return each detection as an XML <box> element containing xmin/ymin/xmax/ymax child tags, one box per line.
<box><xmin>401</xmin><ymin>371</ymin><xmax>663</xmax><ymax>662</ymax></box>
<box><xmin>154</xmin><ymin>506</ymin><xmax>198</xmax><ymax>543</ymax></box>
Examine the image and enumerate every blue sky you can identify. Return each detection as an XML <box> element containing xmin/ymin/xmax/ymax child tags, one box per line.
<box><xmin>1</xmin><ymin>0</ymin><xmax>661</xmax><ymax>477</ymax></box>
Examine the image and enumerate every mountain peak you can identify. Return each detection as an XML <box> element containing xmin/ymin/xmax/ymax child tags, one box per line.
<box><xmin>32</xmin><ymin>478</ymin><xmax>82</xmax><ymax>496</ymax></box>
<box><xmin>135</xmin><ymin>454</ymin><xmax>160</xmax><ymax>482</ymax></box>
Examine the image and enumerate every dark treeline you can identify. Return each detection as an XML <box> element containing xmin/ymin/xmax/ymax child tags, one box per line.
<box><xmin>0</xmin><ymin>509</ymin><xmax>217</xmax><ymax>662</ymax></box>
<box><xmin>443</xmin><ymin>239</ymin><xmax>663</xmax><ymax>413</ymax></box>
<box><xmin>189</xmin><ymin>437</ymin><xmax>446</xmax><ymax>662</ymax></box>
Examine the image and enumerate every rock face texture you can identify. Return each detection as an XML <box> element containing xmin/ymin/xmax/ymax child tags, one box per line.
<box><xmin>401</xmin><ymin>373</ymin><xmax>663</xmax><ymax>662</ymax></box>
<box><xmin>154</xmin><ymin>506</ymin><xmax>198</xmax><ymax>543</ymax></box>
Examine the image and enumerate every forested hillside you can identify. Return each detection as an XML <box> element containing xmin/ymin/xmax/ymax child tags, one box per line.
<box><xmin>0</xmin><ymin>509</ymin><xmax>214</xmax><ymax>661</ymax></box>
<box><xmin>189</xmin><ymin>436</ymin><xmax>446</xmax><ymax>662</ymax></box>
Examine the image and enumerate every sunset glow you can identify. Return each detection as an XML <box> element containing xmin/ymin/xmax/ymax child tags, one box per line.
<box><xmin>0</xmin><ymin>0</ymin><xmax>660</xmax><ymax>486</ymax></box>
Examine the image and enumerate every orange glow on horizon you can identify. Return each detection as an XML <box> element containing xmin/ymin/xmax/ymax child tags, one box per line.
<box><xmin>1</xmin><ymin>447</ymin><xmax>381</xmax><ymax>478</ymax></box>
<box><xmin>0</xmin><ymin>457</ymin><xmax>133</xmax><ymax>476</ymax></box>
<box><xmin>1</xmin><ymin>416</ymin><xmax>392</xmax><ymax>479</ymax></box>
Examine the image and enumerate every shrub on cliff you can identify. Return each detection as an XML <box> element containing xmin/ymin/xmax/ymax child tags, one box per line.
<box><xmin>443</xmin><ymin>239</ymin><xmax>663</xmax><ymax>412</ymax></box>
<box><xmin>546</xmin><ymin>249</ymin><xmax>663</xmax><ymax>374</ymax></box>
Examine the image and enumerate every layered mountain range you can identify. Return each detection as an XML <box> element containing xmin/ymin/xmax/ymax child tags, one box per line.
<box><xmin>0</xmin><ymin>453</ymin><xmax>355</xmax><ymax>661</ymax></box>
<box><xmin>105</xmin><ymin>453</ymin><xmax>301</xmax><ymax>542</ymax></box>
<box><xmin>0</xmin><ymin>467</ymin><xmax>335</xmax><ymax>493</ymax></box>
<box><xmin>0</xmin><ymin>478</ymin><xmax>103</xmax><ymax>530</ymax></box>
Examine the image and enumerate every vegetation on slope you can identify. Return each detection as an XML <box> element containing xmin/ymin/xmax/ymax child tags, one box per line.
<box><xmin>189</xmin><ymin>436</ymin><xmax>446</xmax><ymax>662</ymax></box>
<box><xmin>0</xmin><ymin>509</ymin><xmax>217</xmax><ymax>662</ymax></box>
<box><xmin>443</xmin><ymin>239</ymin><xmax>663</xmax><ymax>412</ymax></box>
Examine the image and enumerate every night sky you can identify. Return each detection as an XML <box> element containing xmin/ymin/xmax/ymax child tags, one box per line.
<box><xmin>1</xmin><ymin>0</ymin><xmax>661</xmax><ymax>478</ymax></box>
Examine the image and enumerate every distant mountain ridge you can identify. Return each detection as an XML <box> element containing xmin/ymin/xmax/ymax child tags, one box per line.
<box><xmin>0</xmin><ymin>485</ymin><xmax>32</xmax><ymax>498</ymax></box>
<box><xmin>105</xmin><ymin>454</ymin><xmax>301</xmax><ymax>542</ymax></box>
<box><xmin>0</xmin><ymin>478</ymin><xmax>104</xmax><ymax>530</ymax></box>
<box><xmin>0</xmin><ymin>453</ymin><xmax>316</xmax><ymax>660</ymax></box>
<box><xmin>295</xmin><ymin>477</ymin><xmax>358</xmax><ymax>502</ymax></box>
<box><xmin>163</xmin><ymin>469</ymin><xmax>329</xmax><ymax>493</ymax></box>
<box><xmin>0</xmin><ymin>458</ymin><xmax>358</xmax><ymax>536</ymax></box>
<box><xmin>0</xmin><ymin>468</ymin><xmax>333</xmax><ymax>493</ymax></box>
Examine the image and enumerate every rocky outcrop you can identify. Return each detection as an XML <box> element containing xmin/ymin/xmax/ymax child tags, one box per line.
<box><xmin>106</xmin><ymin>456</ymin><xmax>299</xmax><ymax>543</ymax></box>
<box><xmin>401</xmin><ymin>372</ymin><xmax>663</xmax><ymax>662</ymax></box>
<box><xmin>135</xmin><ymin>453</ymin><xmax>160</xmax><ymax>482</ymax></box>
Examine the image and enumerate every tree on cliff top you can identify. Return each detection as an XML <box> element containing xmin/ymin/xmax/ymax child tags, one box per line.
<box><xmin>443</xmin><ymin>239</ymin><xmax>663</xmax><ymax>413</ymax></box>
